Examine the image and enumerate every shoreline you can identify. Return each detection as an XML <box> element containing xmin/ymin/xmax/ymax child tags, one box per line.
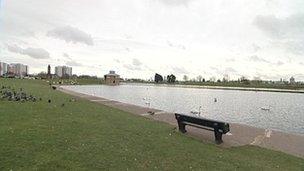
<box><xmin>123</xmin><ymin>82</ymin><xmax>304</xmax><ymax>94</ymax></box>
<box><xmin>65</xmin><ymin>82</ymin><xmax>304</xmax><ymax>94</ymax></box>
<box><xmin>58</xmin><ymin>86</ymin><xmax>304</xmax><ymax>158</ymax></box>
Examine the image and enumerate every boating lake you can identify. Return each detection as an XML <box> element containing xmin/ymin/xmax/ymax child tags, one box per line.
<box><xmin>63</xmin><ymin>83</ymin><xmax>304</xmax><ymax>135</ymax></box>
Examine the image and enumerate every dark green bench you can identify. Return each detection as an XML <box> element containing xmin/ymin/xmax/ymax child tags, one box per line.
<box><xmin>175</xmin><ymin>113</ymin><xmax>230</xmax><ymax>144</ymax></box>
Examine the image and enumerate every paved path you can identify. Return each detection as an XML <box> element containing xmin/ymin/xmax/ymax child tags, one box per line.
<box><xmin>59</xmin><ymin>87</ymin><xmax>304</xmax><ymax>158</ymax></box>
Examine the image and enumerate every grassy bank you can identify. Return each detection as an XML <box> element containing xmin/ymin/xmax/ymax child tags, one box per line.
<box><xmin>45</xmin><ymin>77</ymin><xmax>102</xmax><ymax>85</ymax></box>
<box><xmin>0</xmin><ymin>78</ymin><xmax>303</xmax><ymax>170</ymax></box>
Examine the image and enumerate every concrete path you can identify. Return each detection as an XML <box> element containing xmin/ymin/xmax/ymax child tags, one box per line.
<box><xmin>59</xmin><ymin>87</ymin><xmax>304</xmax><ymax>158</ymax></box>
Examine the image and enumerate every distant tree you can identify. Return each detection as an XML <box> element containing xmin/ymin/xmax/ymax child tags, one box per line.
<box><xmin>209</xmin><ymin>77</ymin><xmax>216</xmax><ymax>82</ymax></box>
<box><xmin>183</xmin><ymin>75</ymin><xmax>188</xmax><ymax>82</ymax></box>
<box><xmin>240</xmin><ymin>76</ymin><xmax>248</xmax><ymax>82</ymax></box>
<box><xmin>190</xmin><ymin>78</ymin><xmax>197</xmax><ymax>82</ymax></box>
<box><xmin>253</xmin><ymin>77</ymin><xmax>261</xmax><ymax>81</ymax></box>
<box><xmin>222</xmin><ymin>74</ymin><xmax>229</xmax><ymax>82</ymax></box>
<box><xmin>37</xmin><ymin>72</ymin><xmax>47</xmax><ymax>79</ymax></box>
<box><xmin>154</xmin><ymin>73</ymin><xmax>163</xmax><ymax>83</ymax></box>
<box><xmin>197</xmin><ymin>75</ymin><xmax>203</xmax><ymax>82</ymax></box>
<box><xmin>202</xmin><ymin>78</ymin><xmax>206</xmax><ymax>82</ymax></box>
<box><xmin>240</xmin><ymin>76</ymin><xmax>250</xmax><ymax>85</ymax></box>
<box><xmin>167</xmin><ymin>74</ymin><xmax>176</xmax><ymax>83</ymax></box>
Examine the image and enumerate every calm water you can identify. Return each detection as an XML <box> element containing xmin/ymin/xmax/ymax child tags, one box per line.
<box><xmin>63</xmin><ymin>83</ymin><xmax>304</xmax><ymax>135</ymax></box>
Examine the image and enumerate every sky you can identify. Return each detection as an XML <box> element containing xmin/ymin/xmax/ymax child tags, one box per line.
<box><xmin>0</xmin><ymin>0</ymin><xmax>303</xmax><ymax>81</ymax></box>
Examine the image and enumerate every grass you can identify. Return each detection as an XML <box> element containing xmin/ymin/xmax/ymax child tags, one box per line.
<box><xmin>45</xmin><ymin>77</ymin><xmax>103</xmax><ymax>85</ymax></box>
<box><xmin>0</xmin><ymin>78</ymin><xmax>303</xmax><ymax>170</ymax></box>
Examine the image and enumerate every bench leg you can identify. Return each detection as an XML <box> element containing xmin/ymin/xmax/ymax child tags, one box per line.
<box><xmin>177</xmin><ymin>122</ymin><xmax>187</xmax><ymax>133</ymax></box>
<box><xmin>214</xmin><ymin>130</ymin><xmax>223</xmax><ymax>144</ymax></box>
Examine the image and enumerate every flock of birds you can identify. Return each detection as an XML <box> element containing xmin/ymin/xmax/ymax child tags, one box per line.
<box><xmin>0</xmin><ymin>86</ymin><xmax>39</xmax><ymax>102</ymax></box>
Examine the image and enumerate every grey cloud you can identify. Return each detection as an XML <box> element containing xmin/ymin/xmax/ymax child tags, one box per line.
<box><xmin>132</xmin><ymin>58</ymin><xmax>142</xmax><ymax>66</ymax></box>
<box><xmin>63</xmin><ymin>53</ymin><xmax>70</xmax><ymax>58</ymax></box>
<box><xmin>66</xmin><ymin>60</ymin><xmax>83</xmax><ymax>67</ymax></box>
<box><xmin>253</xmin><ymin>15</ymin><xmax>282</xmax><ymax>38</ymax></box>
<box><xmin>114</xmin><ymin>59</ymin><xmax>121</xmax><ymax>63</ymax></box>
<box><xmin>158</xmin><ymin>0</ymin><xmax>193</xmax><ymax>6</ymax></box>
<box><xmin>224</xmin><ymin>67</ymin><xmax>237</xmax><ymax>73</ymax></box>
<box><xmin>125</xmin><ymin>47</ymin><xmax>131</xmax><ymax>52</ymax></box>
<box><xmin>122</xmin><ymin>58</ymin><xmax>144</xmax><ymax>71</ymax></box>
<box><xmin>47</xmin><ymin>26</ymin><xmax>94</xmax><ymax>45</ymax></box>
<box><xmin>211</xmin><ymin>67</ymin><xmax>237</xmax><ymax>75</ymax></box>
<box><xmin>255</xmin><ymin>73</ymin><xmax>275</xmax><ymax>80</ymax></box>
<box><xmin>252</xmin><ymin>44</ymin><xmax>261</xmax><ymax>52</ymax></box>
<box><xmin>249</xmin><ymin>55</ymin><xmax>270</xmax><ymax>63</ymax></box>
<box><xmin>225</xmin><ymin>58</ymin><xmax>236</xmax><ymax>62</ymax></box>
<box><xmin>123</xmin><ymin>64</ymin><xmax>141</xmax><ymax>71</ymax></box>
<box><xmin>280</xmin><ymin>41</ymin><xmax>304</xmax><ymax>55</ymax></box>
<box><xmin>253</xmin><ymin>14</ymin><xmax>304</xmax><ymax>55</ymax></box>
<box><xmin>276</xmin><ymin>61</ymin><xmax>284</xmax><ymax>66</ymax></box>
<box><xmin>253</xmin><ymin>14</ymin><xmax>304</xmax><ymax>39</ymax></box>
<box><xmin>172</xmin><ymin>66</ymin><xmax>189</xmax><ymax>74</ymax></box>
<box><xmin>167</xmin><ymin>41</ymin><xmax>186</xmax><ymax>50</ymax></box>
<box><xmin>63</xmin><ymin>53</ymin><xmax>83</xmax><ymax>66</ymax></box>
<box><xmin>7</xmin><ymin>44</ymin><xmax>50</xmax><ymax>59</ymax></box>
<box><xmin>249</xmin><ymin>55</ymin><xmax>285</xmax><ymax>66</ymax></box>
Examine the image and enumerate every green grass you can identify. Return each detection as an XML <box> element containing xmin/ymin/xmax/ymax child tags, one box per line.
<box><xmin>45</xmin><ymin>77</ymin><xmax>102</xmax><ymax>85</ymax></box>
<box><xmin>0</xmin><ymin>78</ymin><xmax>303</xmax><ymax>170</ymax></box>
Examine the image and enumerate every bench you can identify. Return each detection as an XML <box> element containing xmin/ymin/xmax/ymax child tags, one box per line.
<box><xmin>175</xmin><ymin>113</ymin><xmax>230</xmax><ymax>144</ymax></box>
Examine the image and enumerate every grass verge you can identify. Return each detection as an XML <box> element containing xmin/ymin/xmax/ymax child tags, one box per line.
<box><xmin>0</xmin><ymin>78</ymin><xmax>303</xmax><ymax>170</ymax></box>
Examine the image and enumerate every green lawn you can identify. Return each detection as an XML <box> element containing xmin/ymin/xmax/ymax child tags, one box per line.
<box><xmin>45</xmin><ymin>77</ymin><xmax>103</xmax><ymax>85</ymax></box>
<box><xmin>0</xmin><ymin>78</ymin><xmax>303</xmax><ymax>170</ymax></box>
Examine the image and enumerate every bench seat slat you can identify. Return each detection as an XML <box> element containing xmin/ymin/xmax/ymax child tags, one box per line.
<box><xmin>182</xmin><ymin>121</ymin><xmax>215</xmax><ymax>132</ymax></box>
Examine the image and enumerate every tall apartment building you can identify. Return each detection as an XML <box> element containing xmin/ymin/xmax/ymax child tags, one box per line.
<box><xmin>8</xmin><ymin>63</ymin><xmax>28</xmax><ymax>77</ymax></box>
<box><xmin>55</xmin><ymin>66</ymin><xmax>72</xmax><ymax>78</ymax></box>
<box><xmin>0</xmin><ymin>62</ymin><xmax>8</xmax><ymax>76</ymax></box>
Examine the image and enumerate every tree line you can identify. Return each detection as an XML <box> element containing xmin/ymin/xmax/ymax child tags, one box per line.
<box><xmin>155</xmin><ymin>73</ymin><xmax>176</xmax><ymax>83</ymax></box>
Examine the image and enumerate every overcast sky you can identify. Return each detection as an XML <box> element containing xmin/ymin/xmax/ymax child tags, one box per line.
<box><xmin>0</xmin><ymin>0</ymin><xmax>303</xmax><ymax>80</ymax></box>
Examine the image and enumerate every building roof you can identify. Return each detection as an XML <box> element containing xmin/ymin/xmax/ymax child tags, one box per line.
<box><xmin>105</xmin><ymin>73</ymin><xmax>120</xmax><ymax>76</ymax></box>
<box><xmin>105</xmin><ymin>71</ymin><xmax>119</xmax><ymax>77</ymax></box>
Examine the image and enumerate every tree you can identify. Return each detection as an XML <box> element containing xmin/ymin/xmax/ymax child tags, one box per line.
<box><xmin>240</xmin><ymin>76</ymin><xmax>250</xmax><ymax>85</ymax></box>
<box><xmin>37</xmin><ymin>72</ymin><xmax>47</xmax><ymax>79</ymax></box>
<box><xmin>240</xmin><ymin>76</ymin><xmax>249</xmax><ymax>82</ymax></box>
<box><xmin>209</xmin><ymin>77</ymin><xmax>216</xmax><ymax>82</ymax></box>
<box><xmin>222</xmin><ymin>74</ymin><xmax>229</xmax><ymax>82</ymax></box>
<box><xmin>154</xmin><ymin>73</ymin><xmax>163</xmax><ymax>83</ymax></box>
<box><xmin>167</xmin><ymin>74</ymin><xmax>176</xmax><ymax>83</ymax></box>
<box><xmin>197</xmin><ymin>75</ymin><xmax>203</xmax><ymax>82</ymax></box>
<box><xmin>183</xmin><ymin>75</ymin><xmax>188</xmax><ymax>82</ymax></box>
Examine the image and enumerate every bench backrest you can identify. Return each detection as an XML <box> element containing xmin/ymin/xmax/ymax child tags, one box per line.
<box><xmin>175</xmin><ymin>113</ymin><xmax>230</xmax><ymax>133</ymax></box>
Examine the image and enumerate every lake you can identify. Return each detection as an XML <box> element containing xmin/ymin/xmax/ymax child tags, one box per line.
<box><xmin>63</xmin><ymin>83</ymin><xmax>304</xmax><ymax>135</ymax></box>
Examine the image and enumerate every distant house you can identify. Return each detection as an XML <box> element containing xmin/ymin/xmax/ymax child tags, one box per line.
<box><xmin>104</xmin><ymin>71</ymin><xmax>120</xmax><ymax>85</ymax></box>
